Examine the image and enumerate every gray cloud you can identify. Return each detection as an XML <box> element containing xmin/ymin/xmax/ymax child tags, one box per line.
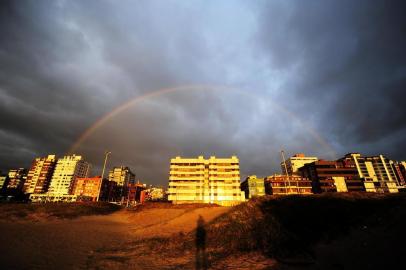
<box><xmin>0</xmin><ymin>0</ymin><xmax>405</xmax><ymax>184</ymax></box>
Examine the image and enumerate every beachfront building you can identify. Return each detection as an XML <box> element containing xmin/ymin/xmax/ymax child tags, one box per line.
<box><xmin>282</xmin><ymin>153</ymin><xmax>318</xmax><ymax>175</ymax></box>
<box><xmin>72</xmin><ymin>176</ymin><xmax>103</xmax><ymax>201</ymax></box>
<box><xmin>168</xmin><ymin>156</ymin><xmax>245</xmax><ymax>206</ymax></box>
<box><xmin>0</xmin><ymin>174</ymin><xmax>8</xmax><ymax>191</ymax></box>
<box><xmin>241</xmin><ymin>175</ymin><xmax>265</xmax><ymax>199</ymax></box>
<box><xmin>23</xmin><ymin>155</ymin><xmax>57</xmax><ymax>194</ymax></box>
<box><xmin>47</xmin><ymin>155</ymin><xmax>90</xmax><ymax>196</ymax></box>
<box><xmin>390</xmin><ymin>161</ymin><xmax>406</xmax><ymax>187</ymax></box>
<box><xmin>299</xmin><ymin>160</ymin><xmax>365</xmax><ymax>193</ymax></box>
<box><xmin>6</xmin><ymin>168</ymin><xmax>28</xmax><ymax>191</ymax></box>
<box><xmin>264</xmin><ymin>174</ymin><xmax>313</xmax><ymax>195</ymax></box>
<box><xmin>108</xmin><ymin>166</ymin><xmax>135</xmax><ymax>186</ymax></box>
<box><xmin>339</xmin><ymin>153</ymin><xmax>399</xmax><ymax>193</ymax></box>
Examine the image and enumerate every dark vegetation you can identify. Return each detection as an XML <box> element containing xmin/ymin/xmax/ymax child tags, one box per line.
<box><xmin>205</xmin><ymin>193</ymin><xmax>406</xmax><ymax>260</ymax></box>
<box><xmin>130</xmin><ymin>193</ymin><xmax>406</xmax><ymax>268</ymax></box>
<box><xmin>0</xmin><ymin>202</ymin><xmax>122</xmax><ymax>220</ymax></box>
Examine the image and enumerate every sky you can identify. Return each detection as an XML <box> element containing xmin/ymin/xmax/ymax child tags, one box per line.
<box><xmin>0</xmin><ymin>0</ymin><xmax>405</xmax><ymax>185</ymax></box>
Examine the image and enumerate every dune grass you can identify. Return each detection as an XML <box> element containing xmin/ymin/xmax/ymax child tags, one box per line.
<box><xmin>0</xmin><ymin>202</ymin><xmax>122</xmax><ymax>220</ymax></box>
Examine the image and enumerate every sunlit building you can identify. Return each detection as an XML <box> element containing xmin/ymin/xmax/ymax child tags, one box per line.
<box><xmin>108</xmin><ymin>166</ymin><xmax>135</xmax><ymax>186</ymax></box>
<box><xmin>0</xmin><ymin>174</ymin><xmax>8</xmax><ymax>191</ymax></box>
<box><xmin>339</xmin><ymin>153</ymin><xmax>399</xmax><ymax>193</ymax></box>
<box><xmin>6</xmin><ymin>168</ymin><xmax>28</xmax><ymax>191</ymax></box>
<box><xmin>168</xmin><ymin>156</ymin><xmax>245</xmax><ymax>206</ymax></box>
<box><xmin>264</xmin><ymin>175</ymin><xmax>313</xmax><ymax>195</ymax></box>
<box><xmin>241</xmin><ymin>175</ymin><xmax>265</xmax><ymax>199</ymax></box>
<box><xmin>146</xmin><ymin>186</ymin><xmax>165</xmax><ymax>201</ymax></box>
<box><xmin>72</xmin><ymin>176</ymin><xmax>103</xmax><ymax>201</ymax></box>
<box><xmin>390</xmin><ymin>161</ymin><xmax>406</xmax><ymax>186</ymax></box>
<box><xmin>47</xmin><ymin>154</ymin><xmax>90</xmax><ymax>196</ymax></box>
<box><xmin>127</xmin><ymin>183</ymin><xmax>147</xmax><ymax>205</ymax></box>
<box><xmin>23</xmin><ymin>155</ymin><xmax>57</xmax><ymax>194</ymax></box>
<box><xmin>282</xmin><ymin>153</ymin><xmax>318</xmax><ymax>175</ymax></box>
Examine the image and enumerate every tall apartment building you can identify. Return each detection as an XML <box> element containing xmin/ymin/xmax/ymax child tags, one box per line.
<box><xmin>282</xmin><ymin>153</ymin><xmax>318</xmax><ymax>175</ymax></box>
<box><xmin>23</xmin><ymin>155</ymin><xmax>57</xmax><ymax>194</ymax></box>
<box><xmin>264</xmin><ymin>174</ymin><xmax>313</xmax><ymax>195</ymax></box>
<box><xmin>340</xmin><ymin>153</ymin><xmax>398</xmax><ymax>193</ymax></box>
<box><xmin>6</xmin><ymin>168</ymin><xmax>28</xmax><ymax>190</ymax></box>
<box><xmin>241</xmin><ymin>175</ymin><xmax>265</xmax><ymax>199</ymax></box>
<box><xmin>108</xmin><ymin>166</ymin><xmax>135</xmax><ymax>186</ymax></box>
<box><xmin>168</xmin><ymin>156</ymin><xmax>244</xmax><ymax>206</ymax></box>
<box><xmin>47</xmin><ymin>155</ymin><xmax>90</xmax><ymax>195</ymax></box>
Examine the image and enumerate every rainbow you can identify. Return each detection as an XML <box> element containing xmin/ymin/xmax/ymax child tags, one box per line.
<box><xmin>68</xmin><ymin>85</ymin><xmax>337</xmax><ymax>159</ymax></box>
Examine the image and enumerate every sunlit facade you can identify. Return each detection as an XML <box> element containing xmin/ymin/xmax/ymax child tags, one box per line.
<box><xmin>241</xmin><ymin>175</ymin><xmax>265</xmax><ymax>199</ymax></box>
<box><xmin>47</xmin><ymin>155</ymin><xmax>90</xmax><ymax>196</ymax></box>
<box><xmin>23</xmin><ymin>155</ymin><xmax>56</xmax><ymax>194</ymax></box>
<box><xmin>108</xmin><ymin>166</ymin><xmax>135</xmax><ymax>186</ymax></box>
<box><xmin>341</xmin><ymin>153</ymin><xmax>399</xmax><ymax>193</ymax></box>
<box><xmin>72</xmin><ymin>176</ymin><xmax>103</xmax><ymax>201</ymax></box>
<box><xmin>264</xmin><ymin>175</ymin><xmax>313</xmax><ymax>195</ymax></box>
<box><xmin>6</xmin><ymin>168</ymin><xmax>28</xmax><ymax>190</ymax></box>
<box><xmin>168</xmin><ymin>156</ymin><xmax>244</xmax><ymax>206</ymax></box>
<box><xmin>282</xmin><ymin>153</ymin><xmax>318</xmax><ymax>175</ymax></box>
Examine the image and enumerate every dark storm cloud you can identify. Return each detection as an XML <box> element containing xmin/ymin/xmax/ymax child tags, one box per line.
<box><xmin>254</xmin><ymin>0</ymin><xmax>406</xmax><ymax>158</ymax></box>
<box><xmin>0</xmin><ymin>0</ymin><xmax>405</xmax><ymax>184</ymax></box>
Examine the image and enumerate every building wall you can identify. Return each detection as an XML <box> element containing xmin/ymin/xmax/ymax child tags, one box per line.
<box><xmin>47</xmin><ymin>155</ymin><xmax>89</xmax><ymax>196</ymax></box>
<box><xmin>344</xmin><ymin>153</ymin><xmax>399</xmax><ymax>193</ymax></box>
<box><xmin>264</xmin><ymin>175</ymin><xmax>313</xmax><ymax>195</ymax></box>
<box><xmin>0</xmin><ymin>175</ymin><xmax>8</xmax><ymax>191</ymax></box>
<box><xmin>73</xmin><ymin>177</ymin><xmax>102</xmax><ymax>201</ymax></box>
<box><xmin>6</xmin><ymin>168</ymin><xmax>28</xmax><ymax>190</ymax></box>
<box><xmin>108</xmin><ymin>166</ymin><xmax>135</xmax><ymax>186</ymax></box>
<box><xmin>23</xmin><ymin>155</ymin><xmax>56</xmax><ymax>194</ymax></box>
<box><xmin>241</xmin><ymin>175</ymin><xmax>265</xmax><ymax>199</ymax></box>
<box><xmin>282</xmin><ymin>153</ymin><xmax>318</xmax><ymax>175</ymax></box>
<box><xmin>168</xmin><ymin>156</ymin><xmax>244</xmax><ymax>206</ymax></box>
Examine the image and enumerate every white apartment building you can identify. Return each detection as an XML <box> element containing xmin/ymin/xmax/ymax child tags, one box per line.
<box><xmin>47</xmin><ymin>155</ymin><xmax>90</xmax><ymax>195</ymax></box>
<box><xmin>282</xmin><ymin>153</ymin><xmax>318</xmax><ymax>175</ymax></box>
<box><xmin>168</xmin><ymin>156</ymin><xmax>245</xmax><ymax>206</ymax></box>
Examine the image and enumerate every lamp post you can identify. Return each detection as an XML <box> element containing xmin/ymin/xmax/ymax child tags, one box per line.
<box><xmin>97</xmin><ymin>151</ymin><xmax>111</xmax><ymax>202</ymax></box>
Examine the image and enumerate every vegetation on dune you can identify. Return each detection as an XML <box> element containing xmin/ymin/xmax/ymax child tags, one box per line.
<box><xmin>0</xmin><ymin>202</ymin><xmax>122</xmax><ymax>220</ymax></box>
<box><xmin>202</xmin><ymin>193</ymin><xmax>406</xmax><ymax>261</ymax></box>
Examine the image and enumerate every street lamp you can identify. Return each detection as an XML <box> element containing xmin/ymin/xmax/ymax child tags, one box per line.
<box><xmin>97</xmin><ymin>151</ymin><xmax>111</xmax><ymax>202</ymax></box>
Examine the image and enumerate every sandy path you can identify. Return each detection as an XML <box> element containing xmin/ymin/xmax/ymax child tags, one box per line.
<box><xmin>0</xmin><ymin>205</ymin><xmax>230</xmax><ymax>269</ymax></box>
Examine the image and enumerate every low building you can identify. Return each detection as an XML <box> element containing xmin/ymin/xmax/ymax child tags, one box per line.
<box><xmin>391</xmin><ymin>161</ymin><xmax>406</xmax><ymax>186</ymax></box>
<box><xmin>0</xmin><ymin>174</ymin><xmax>8</xmax><ymax>191</ymax></box>
<box><xmin>95</xmin><ymin>180</ymin><xmax>117</xmax><ymax>201</ymax></box>
<box><xmin>127</xmin><ymin>183</ymin><xmax>147</xmax><ymax>204</ymax></box>
<box><xmin>264</xmin><ymin>175</ymin><xmax>313</xmax><ymax>195</ymax></box>
<box><xmin>145</xmin><ymin>186</ymin><xmax>165</xmax><ymax>201</ymax></box>
<box><xmin>241</xmin><ymin>175</ymin><xmax>265</xmax><ymax>199</ymax></box>
<box><xmin>282</xmin><ymin>153</ymin><xmax>318</xmax><ymax>175</ymax></box>
<box><xmin>29</xmin><ymin>193</ymin><xmax>78</xmax><ymax>203</ymax></box>
<box><xmin>72</xmin><ymin>176</ymin><xmax>103</xmax><ymax>201</ymax></box>
<box><xmin>6</xmin><ymin>168</ymin><xmax>28</xmax><ymax>191</ymax></box>
<box><xmin>168</xmin><ymin>156</ymin><xmax>245</xmax><ymax>206</ymax></box>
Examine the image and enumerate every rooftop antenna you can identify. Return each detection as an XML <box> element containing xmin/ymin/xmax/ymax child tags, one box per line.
<box><xmin>280</xmin><ymin>150</ymin><xmax>291</xmax><ymax>194</ymax></box>
<box><xmin>280</xmin><ymin>150</ymin><xmax>289</xmax><ymax>176</ymax></box>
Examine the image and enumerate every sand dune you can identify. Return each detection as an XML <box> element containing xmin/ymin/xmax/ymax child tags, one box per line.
<box><xmin>0</xmin><ymin>204</ymin><xmax>229</xmax><ymax>269</ymax></box>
